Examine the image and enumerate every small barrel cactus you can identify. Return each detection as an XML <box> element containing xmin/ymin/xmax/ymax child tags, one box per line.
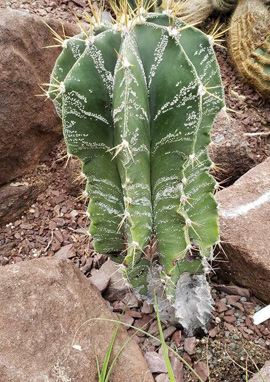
<box><xmin>228</xmin><ymin>0</ymin><xmax>270</xmax><ymax>96</ymax></box>
<box><xmin>212</xmin><ymin>0</ymin><xmax>237</xmax><ymax>12</ymax></box>
<box><xmin>48</xmin><ymin>1</ymin><xmax>224</xmax><ymax>334</ymax></box>
<box><xmin>160</xmin><ymin>0</ymin><xmax>237</xmax><ymax>25</ymax></box>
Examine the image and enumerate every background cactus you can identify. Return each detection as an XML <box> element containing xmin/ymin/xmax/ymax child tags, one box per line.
<box><xmin>213</xmin><ymin>0</ymin><xmax>237</xmax><ymax>12</ymax></box>
<box><xmin>49</xmin><ymin>2</ymin><xmax>224</xmax><ymax>333</ymax></box>
<box><xmin>228</xmin><ymin>0</ymin><xmax>270</xmax><ymax>96</ymax></box>
<box><xmin>160</xmin><ymin>0</ymin><xmax>237</xmax><ymax>25</ymax></box>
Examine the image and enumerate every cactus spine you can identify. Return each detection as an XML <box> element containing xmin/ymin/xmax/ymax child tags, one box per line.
<box><xmin>49</xmin><ymin>2</ymin><xmax>224</xmax><ymax>333</ymax></box>
<box><xmin>228</xmin><ymin>0</ymin><xmax>270</xmax><ymax>95</ymax></box>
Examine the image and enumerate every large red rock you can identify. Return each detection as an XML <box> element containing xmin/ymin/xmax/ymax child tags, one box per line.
<box><xmin>209</xmin><ymin>111</ymin><xmax>266</xmax><ymax>183</ymax></box>
<box><xmin>0</xmin><ymin>9</ymin><xmax>78</xmax><ymax>186</ymax></box>
<box><xmin>0</xmin><ymin>258</ymin><xmax>154</xmax><ymax>382</ymax></box>
<box><xmin>217</xmin><ymin>157</ymin><xmax>270</xmax><ymax>302</ymax></box>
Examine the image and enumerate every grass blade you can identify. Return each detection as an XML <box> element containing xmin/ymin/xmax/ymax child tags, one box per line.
<box><xmin>98</xmin><ymin>325</ymin><xmax>120</xmax><ymax>382</ymax></box>
<box><xmin>155</xmin><ymin>295</ymin><xmax>176</xmax><ymax>382</ymax></box>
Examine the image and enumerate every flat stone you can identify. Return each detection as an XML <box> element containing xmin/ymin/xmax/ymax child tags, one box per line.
<box><xmin>0</xmin><ymin>258</ymin><xmax>153</xmax><ymax>382</ymax></box>
<box><xmin>163</xmin><ymin>326</ymin><xmax>177</xmax><ymax>340</ymax></box>
<box><xmin>145</xmin><ymin>352</ymin><xmax>167</xmax><ymax>374</ymax></box>
<box><xmin>89</xmin><ymin>269</ymin><xmax>110</xmax><ymax>292</ymax></box>
<box><xmin>100</xmin><ymin>259</ymin><xmax>130</xmax><ymax>302</ymax></box>
<box><xmin>141</xmin><ymin>301</ymin><xmax>154</xmax><ymax>314</ymax></box>
<box><xmin>184</xmin><ymin>337</ymin><xmax>196</xmax><ymax>355</ymax></box>
<box><xmin>120</xmin><ymin>314</ymin><xmax>134</xmax><ymax>328</ymax></box>
<box><xmin>226</xmin><ymin>295</ymin><xmax>241</xmax><ymax>305</ymax></box>
<box><xmin>155</xmin><ymin>374</ymin><xmax>169</xmax><ymax>382</ymax></box>
<box><xmin>54</xmin><ymin>244</ymin><xmax>74</xmax><ymax>260</ymax></box>
<box><xmin>170</xmin><ymin>356</ymin><xmax>184</xmax><ymax>382</ymax></box>
<box><xmin>216</xmin><ymin>301</ymin><xmax>228</xmax><ymax>313</ymax></box>
<box><xmin>217</xmin><ymin>158</ymin><xmax>270</xmax><ymax>303</ymax></box>
<box><xmin>224</xmin><ymin>315</ymin><xmax>236</xmax><ymax>324</ymax></box>
<box><xmin>171</xmin><ymin>330</ymin><xmax>182</xmax><ymax>347</ymax></box>
<box><xmin>194</xmin><ymin>361</ymin><xmax>209</xmax><ymax>382</ymax></box>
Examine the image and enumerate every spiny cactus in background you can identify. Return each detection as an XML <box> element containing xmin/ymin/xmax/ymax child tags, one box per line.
<box><xmin>48</xmin><ymin>1</ymin><xmax>225</xmax><ymax>334</ymax></box>
<box><xmin>160</xmin><ymin>0</ymin><xmax>237</xmax><ymax>25</ymax></box>
<box><xmin>213</xmin><ymin>0</ymin><xmax>237</xmax><ymax>12</ymax></box>
<box><xmin>228</xmin><ymin>0</ymin><xmax>270</xmax><ymax>96</ymax></box>
<box><xmin>116</xmin><ymin>0</ymin><xmax>161</xmax><ymax>9</ymax></box>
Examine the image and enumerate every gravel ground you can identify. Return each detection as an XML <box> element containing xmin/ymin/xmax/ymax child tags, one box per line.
<box><xmin>1</xmin><ymin>1</ymin><xmax>270</xmax><ymax>381</ymax></box>
<box><xmin>0</xmin><ymin>142</ymin><xmax>269</xmax><ymax>382</ymax></box>
<box><xmin>2</xmin><ymin>0</ymin><xmax>107</xmax><ymax>21</ymax></box>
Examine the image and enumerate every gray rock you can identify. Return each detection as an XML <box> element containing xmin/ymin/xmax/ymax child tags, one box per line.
<box><xmin>100</xmin><ymin>259</ymin><xmax>130</xmax><ymax>302</ymax></box>
<box><xmin>54</xmin><ymin>244</ymin><xmax>74</xmax><ymax>260</ymax></box>
<box><xmin>194</xmin><ymin>361</ymin><xmax>209</xmax><ymax>382</ymax></box>
<box><xmin>145</xmin><ymin>352</ymin><xmax>167</xmax><ymax>374</ymax></box>
<box><xmin>90</xmin><ymin>269</ymin><xmax>110</xmax><ymax>292</ymax></box>
<box><xmin>155</xmin><ymin>374</ymin><xmax>170</xmax><ymax>382</ymax></box>
<box><xmin>184</xmin><ymin>337</ymin><xmax>197</xmax><ymax>355</ymax></box>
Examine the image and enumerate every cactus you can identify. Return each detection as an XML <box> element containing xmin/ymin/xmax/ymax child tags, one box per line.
<box><xmin>228</xmin><ymin>0</ymin><xmax>270</xmax><ymax>96</ymax></box>
<box><xmin>213</xmin><ymin>0</ymin><xmax>237</xmax><ymax>12</ymax></box>
<box><xmin>160</xmin><ymin>0</ymin><xmax>237</xmax><ymax>25</ymax></box>
<box><xmin>48</xmin><ymin>2</ymin><xmax>224</xmax><ymax>333</ymax></box>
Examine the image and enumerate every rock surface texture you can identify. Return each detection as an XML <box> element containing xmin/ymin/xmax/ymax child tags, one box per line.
<box><xmin>0</xmin><ymin>9</ymin><xmax>78</xmax><ymax>186</ymax></box>
<box><xmin>217</xmin><ymin>157</ymin><xmax>270</xmax><ymax>302</ymax></box>
<box><xmin>249</xmin><ymin>361</ymin><xmax>270</xmax><ymax>382</ymax></box>
<box><xmin>0</xmin><ymin>258</ymin><xmax>153</xmax><ymax>382</ymax></box>
<box><xmin>209</xmin><ymin>111</ymin><xmax>260</xmax><ymax>183</ymax></box>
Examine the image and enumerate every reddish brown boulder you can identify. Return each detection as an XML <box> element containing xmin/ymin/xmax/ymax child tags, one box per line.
<box><xmin>217</xmin><ymin>157</ymin><xmax>270</xmax><ymax>302</ymax></box>
<box><xmin>0</xmin><ymin>258</ymin><xmax>154</xmax><ymax>382</ymax></box>
<box><xmin>209</xmin><ymin>111</ymin><xmax>265</xmax><ymax>183</ymax></box>
<box><xmin>0</xmin><ymin>9</ymin><xmax>78</xmax><ymax>186</ymax></box>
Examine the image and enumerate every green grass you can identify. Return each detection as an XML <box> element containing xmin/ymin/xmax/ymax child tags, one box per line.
<box><xmin>73</xmin><ymin>313</ymin><xmax>267</xmax><ymax>382</ymax></box>
<box><xmin>96</xmin><ymin>325</ymin><xmax>120</xmax><ymax>382</ymax></box>
<box><xmin>155</xmin><ymin>295</ymin><xmax>176</xmax><ymax>382</ymax></box>
<box><xmin>72</xmin><ymin>313</ymin><xmax>204</xmax><ymax>382</ymax></box>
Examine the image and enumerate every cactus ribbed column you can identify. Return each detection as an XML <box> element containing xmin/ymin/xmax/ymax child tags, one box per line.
<box><xmin>48</xmin><ymin>3</ymin><xmax>225</xmax><ymax>333</ymax></box>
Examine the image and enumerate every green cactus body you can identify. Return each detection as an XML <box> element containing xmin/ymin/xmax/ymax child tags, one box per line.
<box><xmin>135</xmin><ymin>15</ymin><xmax>223</xmax><ymax>281</ymax></box>
<box><xmin>62</xmin><ymin>29</ymin><xmax>125</xmax><ymax>253</ymax></box>
<box><xmin>49</xmin><ymin>26</ymin><xmax>108</xmax><ymax>115</ymax></box>
<box><xmin>49</xmin><ymin>7</ymin><xmax>224</xmax><ymax>332</ymax></box>
<box><xmin>49</xmin><ymin>34</ymin><xmax>86</xmax><ymax>115</ymax></box>
<box><xmin>113</xmin><ymin>33</ymin><xmax>152</xmax><ymax>263</ymax></box>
